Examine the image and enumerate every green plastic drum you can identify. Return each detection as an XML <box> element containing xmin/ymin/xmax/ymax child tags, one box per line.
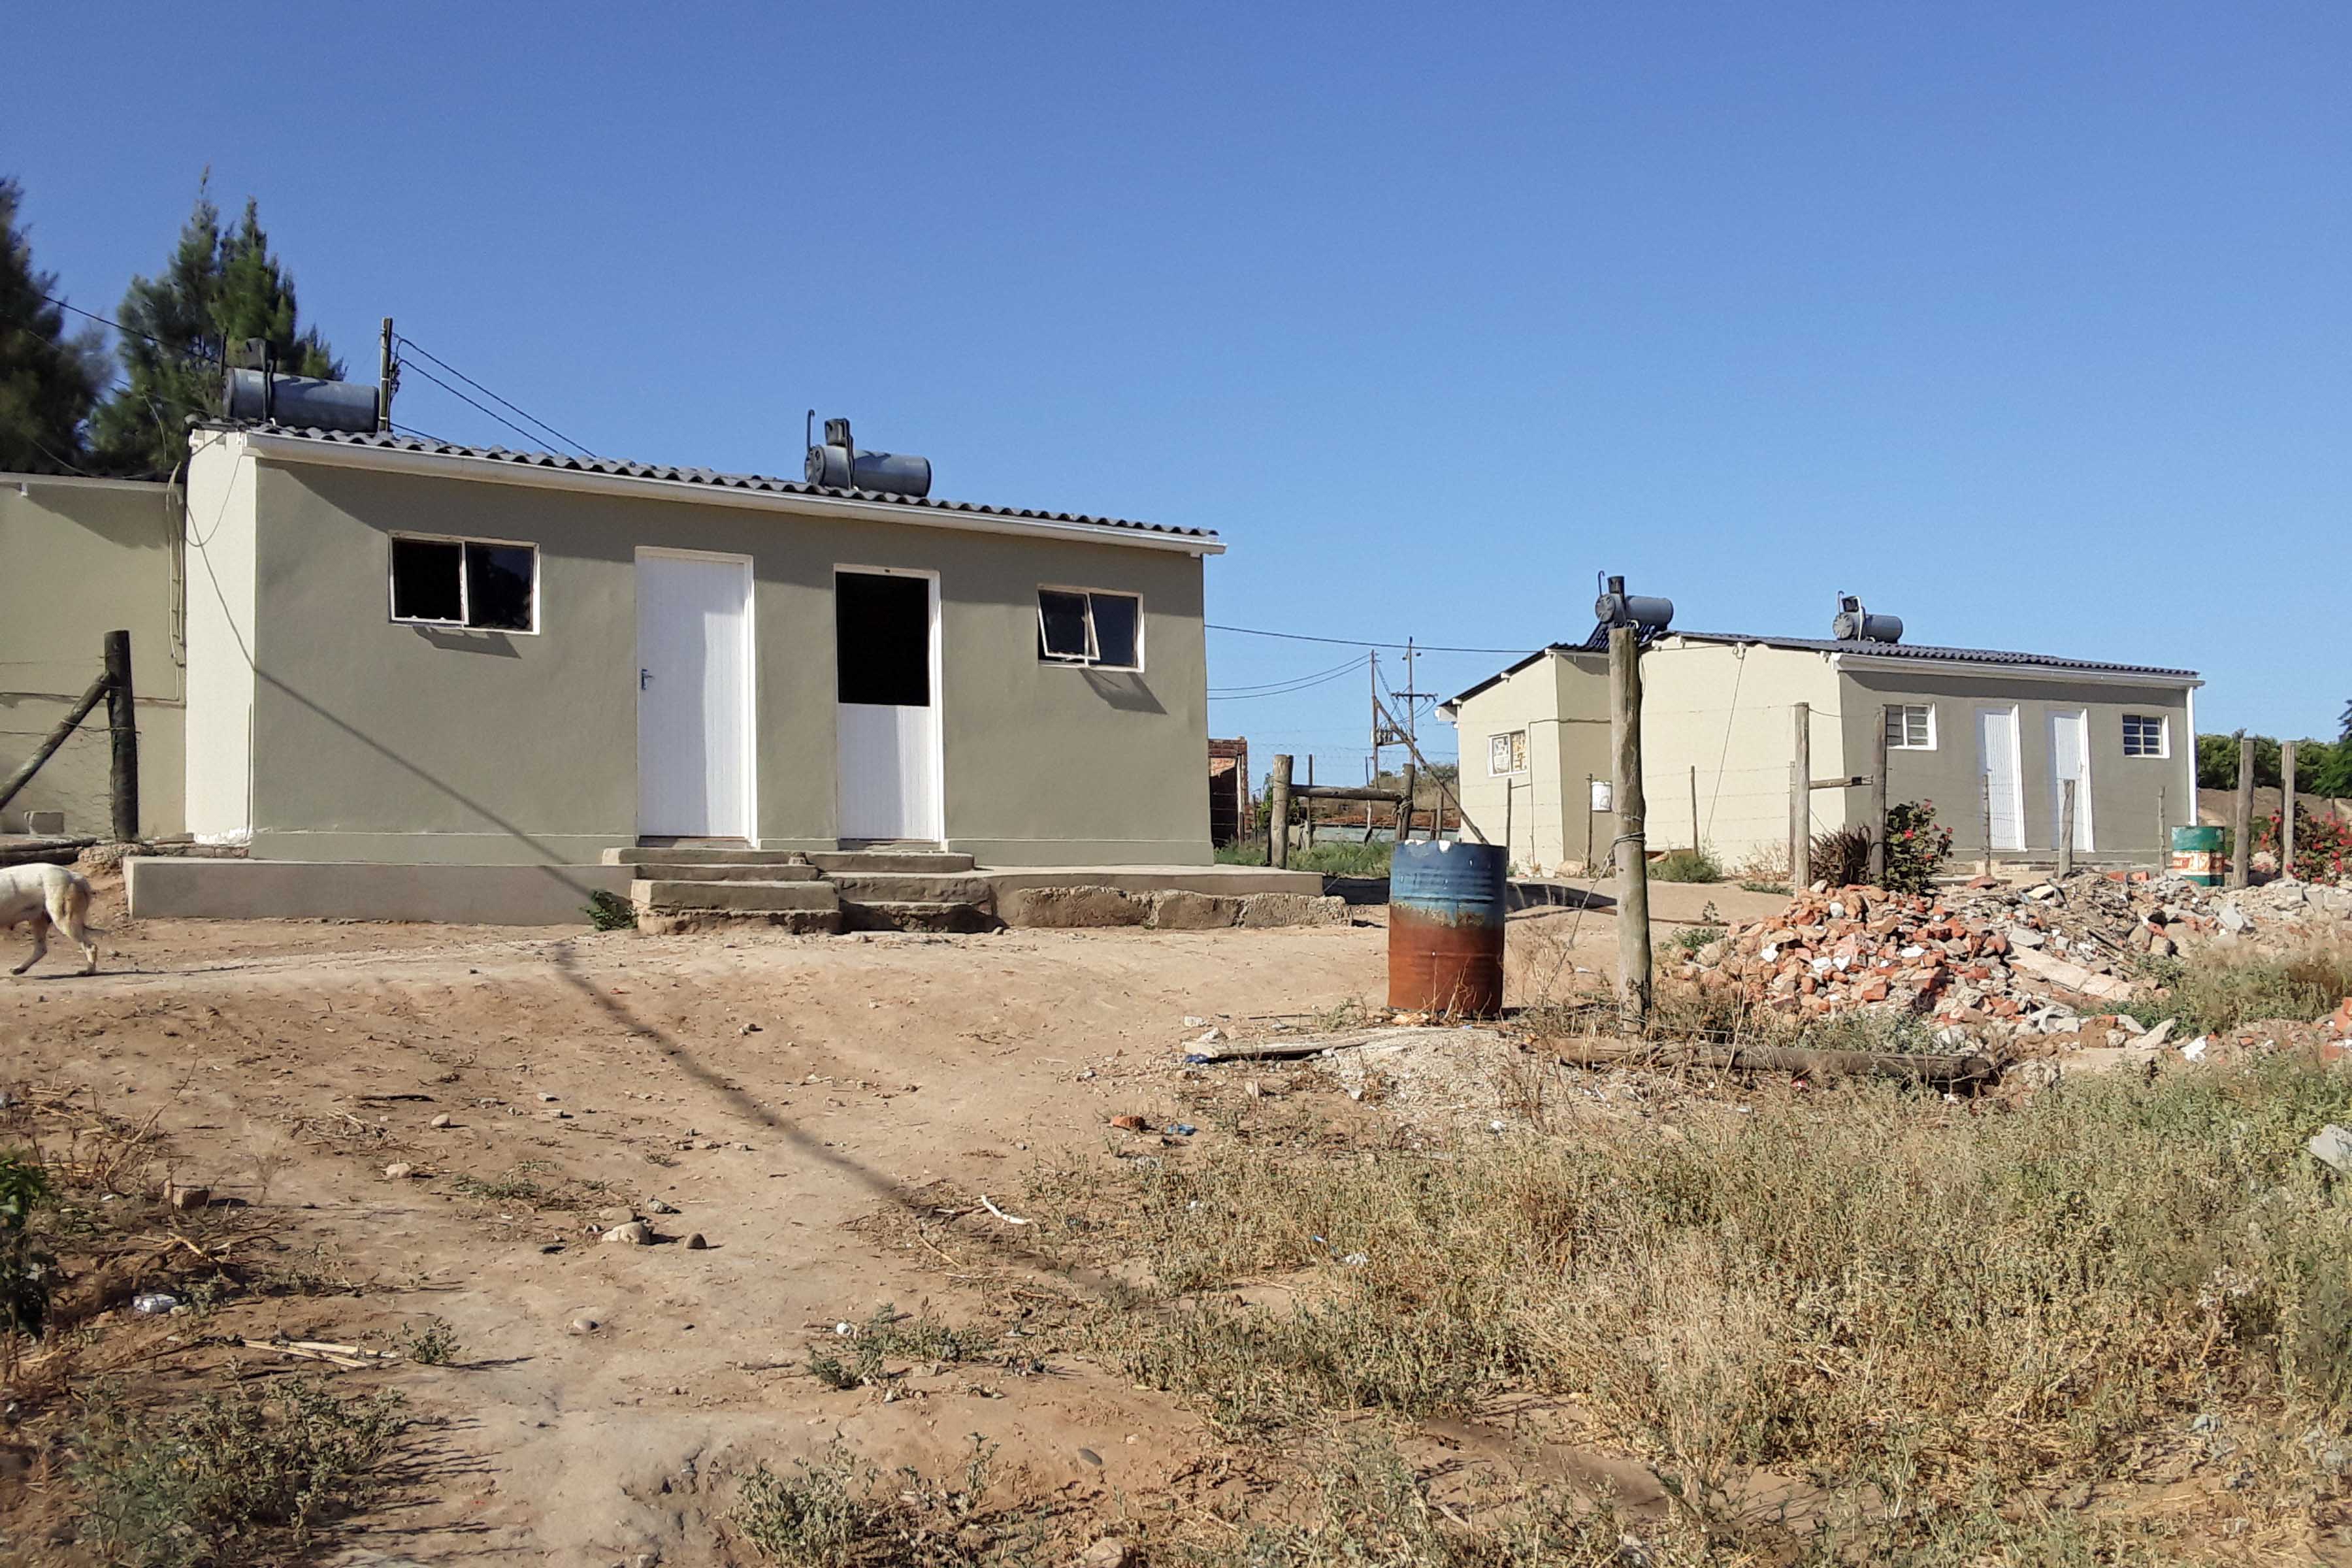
<box><xmin>2170</xmin><ymin>825</ymin><xmax>2224</xmax><ymax>886</ymax></box>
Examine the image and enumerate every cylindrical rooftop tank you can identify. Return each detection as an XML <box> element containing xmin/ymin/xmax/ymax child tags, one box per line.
<box><xmin>221</xmin><ymin>368</ymin><xmax>382</xmax><ymax>434</ymax></box>
<box><xmin>1388</xmin><ymin>840</ymin><xmax>1510</xmax><ymax>1017</ymax></box>
<box><xmin>1832</xmin><ymin>609</ymin><xmax>1904</xmax><ymax>643</ymax></box>
<box><xmin>1592</xmin><ymin>591</ymin><xmax>1675</xmax><ymax>636</ymax></box>
<box><xmin>805</xmin><ymin>444</ymin><xmax>933</xmax><ymax>498</ymax></box>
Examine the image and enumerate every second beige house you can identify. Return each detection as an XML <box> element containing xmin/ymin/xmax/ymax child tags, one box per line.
<box><xmin>1440</xmin><ymin>611</ymin><xmax>2201</xmax><ymax>877</ymax></box>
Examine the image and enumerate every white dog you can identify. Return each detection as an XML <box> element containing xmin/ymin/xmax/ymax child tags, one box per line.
<box><xmin>1</xmin><ymin>862</ymin><xmax>99</xmax><ymax>975</ymax></box>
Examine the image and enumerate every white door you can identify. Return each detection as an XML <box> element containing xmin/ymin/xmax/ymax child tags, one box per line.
<box><xmin>636</xmin><ymin>551</ymin><xmax>753</xmax><ymax>838</ymax></box>
<box><xmin>2049</xmin><ymin>710</ymin><xmax>2094</xmax><ymax>851</ymax></box>
<box><xmin>834</xmin><ymin>568</ymin><xmax>941</xmax><ymax>841</ymax></box>
<box><xmin>1977</xmin><ymin>706</ymin><xmax>2025</xmax><ymax>851</ymax></box>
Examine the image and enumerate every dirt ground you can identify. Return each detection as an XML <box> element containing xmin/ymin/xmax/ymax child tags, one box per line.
<box><xmin>0</xmin><ymin>871</ymin><xmax>1769</xmax><ymax>1564</ymax></box>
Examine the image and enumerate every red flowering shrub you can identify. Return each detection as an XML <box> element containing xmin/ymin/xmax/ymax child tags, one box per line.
<box><xmin>1884</xmin><ymin>800</ymin><xmax>1953</xmax><ymax>894</ymax></box>
<box><xmin>2250</xmin><ymin>808</ymin><xmax>2352</xmax><ymax>882</ymax></box>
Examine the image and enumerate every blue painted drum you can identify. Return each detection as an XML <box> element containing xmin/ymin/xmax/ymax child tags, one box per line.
<box><xmin>1387</xmin><ymin>840</ymin><xmax>1509</xmax><ymax>1016</ymax></box>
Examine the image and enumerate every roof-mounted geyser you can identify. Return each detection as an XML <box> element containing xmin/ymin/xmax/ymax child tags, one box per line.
<box><xmin>220</xmin><ymin>339</ymin><xmax>382</xmax><ymax>434</ymax></box>
<box><xmin>1592</xmin><ymin>574</ymin><xmax>1674</xmax><ymax>645</ymax></box>
<box><xmin>1831</xmin><ymin>595</ymin><xmax>1903</xmax><ymax>644</ymax></box>
<box><xmin>804</xmin><ymin>414</ymin><xmax>932</xmax><ymax>498</ymax></box>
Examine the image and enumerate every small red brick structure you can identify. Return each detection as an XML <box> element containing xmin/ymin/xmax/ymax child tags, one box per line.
<box><xmin>1209</xmin><ymin>738</ymin><xmax>1252</xmax><ymax>847</ymax></box>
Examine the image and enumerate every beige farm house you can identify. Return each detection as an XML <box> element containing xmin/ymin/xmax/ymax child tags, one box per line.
<box><xmin>1441</xmin><ymin>616</ymin><xmax>2202</xmax><ymax>877</ymax></box>
<box><xmin>1</xmin><ymin>421</ymin><xmax>1274</xmax><ymax>923</ymax></box>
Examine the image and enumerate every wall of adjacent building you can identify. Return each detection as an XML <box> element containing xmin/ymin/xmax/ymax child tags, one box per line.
<box><xmin>1448</xmin><ymin>634</ymin><xmax>2196</xmax><ymax>877</ymax></box>
<box><xmin>0</xmin><ymin>472</ymin><xmax>186</xmax><ymax>839</ymax></box>
<box><xmin>180</xmin><ymin>436</ymin><xmax>1213</xmax><ymax>866</ymax></box>
<box><xmin>1838</xmin><ymin>665</ymin><xmax>2195</xmax><ymax>861</ymax></box>
<box><xmin>1618</xmin><ymin>640</ymin><xmax>1846</xmax><ymax>874</ymax></box>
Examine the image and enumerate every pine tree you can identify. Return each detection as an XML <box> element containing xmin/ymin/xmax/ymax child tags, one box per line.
<box><xmin>90</xmin><ymin>179</ymin><xmax>340</xmax><ymax>476</ymax></box>
<box><xmin>0</xmin><ymin>176</ymin><xmax>107</xmax><ymax>472</ymax></box>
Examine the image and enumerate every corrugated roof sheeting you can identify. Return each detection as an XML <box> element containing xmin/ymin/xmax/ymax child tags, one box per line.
<box><xmin>221</xmin><ymin>423</ymin><xmax>1215</xmax><ymax>541</ymax></box>
<box><xmin>1442</xmin><ymin>627</ymin><xmax>2198</xmax><ymax>711</ymax></box>
<box><xmin>1669</xmin><ymin>632</ymin><xmax>2197</xmax><ymax>680</ymax></box>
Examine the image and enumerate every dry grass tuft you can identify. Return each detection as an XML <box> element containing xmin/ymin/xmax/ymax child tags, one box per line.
<box><xmin>1021</xmin><ymin>1053</ymin><xmax>2352</xmax><ymax>1555</ymax></box>
<box><xmin>2127</xmin><ymin>939</ymin><xmax>2352</xmax><ymax>1037</ymax></box>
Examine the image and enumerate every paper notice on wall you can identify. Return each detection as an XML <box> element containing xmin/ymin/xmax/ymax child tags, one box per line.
<box><xmin>1590</xmin><ymin>779</ymin><xmax>1612</xmax><ymax>812</ymax></box>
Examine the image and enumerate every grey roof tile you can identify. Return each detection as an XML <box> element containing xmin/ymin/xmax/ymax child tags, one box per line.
<box><xmin>1443</xmin><ymin>628</ymin><xmax>2198</xmax><ymax>710</ymax></box>
<box><xmin>1669</xmin><ymin>631</ymin><xmax>2197</xmax><ymax>680</ymax></box>
<box><xmin>224</xmin><ymin>423</ymin><xmax>1215</xmax><ymax>541</ymax></box>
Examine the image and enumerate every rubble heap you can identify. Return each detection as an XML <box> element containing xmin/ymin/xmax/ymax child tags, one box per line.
<box><xmin>1684</xmin><ymin>870</ymin><xmax>2352</xmax><ymax>1043</ymax></box>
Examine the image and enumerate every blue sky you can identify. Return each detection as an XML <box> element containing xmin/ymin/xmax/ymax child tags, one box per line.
<box><xmin>14</xmin><ymin>3</ymin><xmax>2347</xmax><ymax>776</ymax></box>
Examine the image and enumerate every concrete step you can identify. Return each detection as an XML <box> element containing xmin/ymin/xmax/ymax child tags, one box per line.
<box><xmin>840</xmin><ymin>899</ymin><xmax>999</xmax><ymax>934</ymax></box>
<box><xmin>630</xmin><ymin>879</ymin><xmax>840</xmax><ymax>913</ymax></box>
<box><xmin>625</xmin><ymin>862</ymin><xmax>825</xmax><ymax>883</ymax></box>
<box><xmin>825</xmin><ymin>872</ymin><xmax>995</xmax><ymax>905</ymax></box>
<box><xmin>809</xmin><ymin>851</ymin><xmax>977</xmax><ymax>874</ymax></box>
<box><xmin>604</xmin><ymin>846</ymin><xmax>813</xmax><ymax>867</ymax></box>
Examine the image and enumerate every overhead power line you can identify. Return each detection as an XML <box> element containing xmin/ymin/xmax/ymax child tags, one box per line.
<box><xmin>1208</xmin><ymin>652</ymin><xmax>1368</xmax><ymax>698</ymax></box>
<box><xmin>37</xmin><ymin>292</ymin><xmax>222</xmax><ymax>362</ymax></box>
<box><xmin>1207</xmin><ymin>623</ymin><xmax>1537</xmax><ymax>655</ymax></box>
<box><xmin>397</xmin><ymin>359</ymin><xmax>575</xmax><ymax>457</ymax></box>
<box><xmin>395</xmin><ymin>335</ymin><xmax>593</xmax><ymax>459</ymax></box>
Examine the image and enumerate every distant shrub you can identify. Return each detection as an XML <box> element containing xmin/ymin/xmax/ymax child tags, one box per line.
<box><xmin>1808</xmin><ymin>825</ymin><xmax>1870</xmax><ymax>888</ymax></box>
<box><xmin>1</xmin><ymin>1152</ymin><xmax>54</xmax><ymax>1354</ymax></box>
<box><xmin>2252</xmin><ymin>808</ymin><xmax>2352</xmax><ymax>883</ymax></box>
<box><xmin>1650</xmin><ymin>847</ymin><xmax>1722</xmax><ymax>883</ymax></box>
<box><xmin>1670</xmin><ymin>924</ymin><xmax>1725</xmax><ymax>955</ymax></box>
<box><xmin>584</xmin><ymin>890</ymin><xmax>636</xmax><ymax>931</ymax></box>
<box><xmin>1883</xmin><ymin>800</ymin><xmax>1953</xmax><ymax>893</ymax></box>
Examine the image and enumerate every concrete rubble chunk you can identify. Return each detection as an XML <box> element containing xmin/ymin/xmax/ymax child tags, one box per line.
<box><xmin>1237</xmin><ymin>892</ymin><xmax>1350</xmax><ymax>928</ymax></box>
<box><xmin>1148</xmin><ymin>890</ymin><xmax>1246</xmax><ymax>930</ymax></box>
<box><xmin>998</xmin><ymin>886</ymin><xmax>1150</xmax><ymax>928</ymax></box>
<box><xmin>1661</xmin><ymin>865</ymin><xmax>2351</xmax><ymax>1047</ymax></box>
<box><xmin>2309</xmin><ymin>1125</ymin><xmax>2352</xmax><ymax>1177</ymax></box>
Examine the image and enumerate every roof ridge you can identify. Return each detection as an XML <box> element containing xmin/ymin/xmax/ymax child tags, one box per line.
<box><xmin>1667</xmin><ymin>630</ymin><xmax>2197</xmax><ymax>679</ymax></box>
<box><xmin>206</xmin><ymin>421</ymin><xmax>1217</xmax><ymax>540</ymax></box>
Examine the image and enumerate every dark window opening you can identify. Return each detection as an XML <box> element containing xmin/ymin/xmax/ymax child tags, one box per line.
<box><xmin>389</xmin><ymin>538</ymin><xmax>464</xmax><ymax>623</ymax></box>
<box><xmin>1036</xmin><ymin>588</ymin><xmax>1141</xmax><ymax>669</ymax></box>
<box><xmin>390</xmin><ymin>536</ymin><xmax>536</xmax><ymax>630</ymax></box>
<box><xmin>1037</xmin><ymin>589</ymin><xmax>1092</xmax><ymax>661</ymax></box>
<box><xmin>836</xmin><ymin>571</ymin><xmax>931</xmax><ymax>707</ymax></box>
<box><xmin>466</xmin><ymin>543</ymin><xmax>536</xmax><ymax>631</ymax></box>
<box><xmin>1090</xmin><ymin>593</ymin><xmax>1139</xmax><ymax>668</ymax></box>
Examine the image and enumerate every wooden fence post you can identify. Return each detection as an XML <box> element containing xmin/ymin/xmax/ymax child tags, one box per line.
<box><xmin>105</xmin><ymin>629</ymin><xmax>137</xmax><ymax>843</ymax></box>
<box><xmin>1584</xmin><ymin>774</ymin><xmax>1595</xmax><ymax>872</ymax></box>
<box><xmin>1980</xmin><ymin>774</ymin><xmax>1994</xmax><ymax>877</ymax></box>
<box><xmin>0</xmin><ymin>670</ymin><xmax>112</xmax><ymax>819</ymax></box>
<box><xmin>2058</xmin><ymin>779</ymin><xmax>2076</xmax><ymax>879</ymax></box>
<box><xmin>2283</xmin><ymin>740</ymin><xmax>2298</xmax><ymax>877</ymax></box>
<box><xmin>2229</xmin><ymin>730</ymin><xmax>2253</xmax><ymax>889</ymax></box>
<box><xmin>1868</xmin><ymin>708</ymin><xmax>1889</xmax><ymax>887</ymax></box>
<box><xmin>1267</xmin><ymin>755</ymin><xmax>1292</xmax><ymax>870</ymax></box>
<box><xmin>1688</xmin><ymin>764</ymin><xmax>1699</xmax><ymax>855</ymax></box>
<box><xmin>1789</xmin><ymin>702</ymin><xmax>1812</xmax><ymax>892</ymax></box>
<box><xmin>1397</xmin><ymin>762</ymin><xmax>1417</xmax><ymax>844</ymax></box>
<box><xmin>1611</xmin><ymin>626</ymin><xmax>1652</xmax><ymax>1032</ymax></box>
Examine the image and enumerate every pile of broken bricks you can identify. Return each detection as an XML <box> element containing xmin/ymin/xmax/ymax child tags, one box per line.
<box><xmin>1682</xmin><ymin>870</ymin><xmax>2352</xmax><ymax>1047</ymax></box>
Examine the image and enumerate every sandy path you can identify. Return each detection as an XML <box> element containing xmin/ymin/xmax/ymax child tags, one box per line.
<box><xmin>0</xmin><ymin>873</ymin><xmax>1767</xmax><ymax>1562</ymax></box>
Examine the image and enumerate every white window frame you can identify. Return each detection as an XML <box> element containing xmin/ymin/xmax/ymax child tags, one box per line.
<box><xmin>1036</xmin><ymin>585</ymin><xmax>1144</xmax><ymax>672</ymax></box>
<box><xmin>2121</xmin><ymin>713</ymin><xmax>2169</xmax><ymax>759</ymax></box>
<box><xmin>388</xmin><ymin>531</ymin><xmax>542</xmax><ymax>634</ymax></box>
<box><xmin>1884</xmin><ymin>702</ymin><xmax>1936</xmax><ymax>751</ymax></box>
<box><xmin>1488</xmin><ymin>730</ymin><xmax>1527</xmax><ymax>776</ymax></box>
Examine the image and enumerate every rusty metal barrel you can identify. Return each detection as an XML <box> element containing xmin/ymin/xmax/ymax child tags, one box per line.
<box><xmin>2170</xmin><ymin>825</ymin><xmax>2224</xmax><ymax>887</ymax></box>
<box><xmin>1387</xmin><ymin>840</ymin><xmax>1509</xmax><ymax>1016</ymax></box>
